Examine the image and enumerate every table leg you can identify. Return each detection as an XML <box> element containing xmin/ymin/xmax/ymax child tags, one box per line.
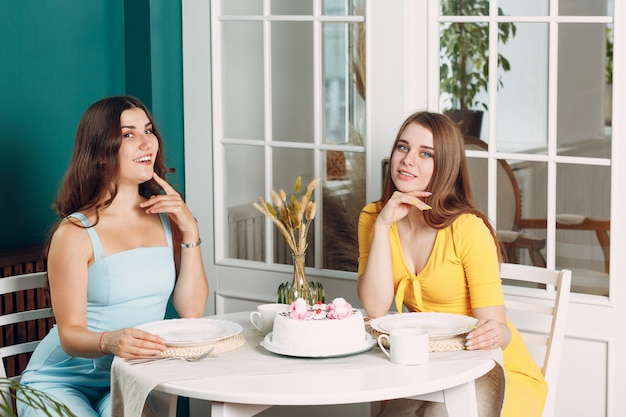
<box><xmin>211</xmin><ymin>402</ymin><xmax>272</xmax><ymax>417</ymax></box>
<box><xmin>150</xmin><ymin>391</ymin><xmax>178</xmax><ymax>417</ymax></box>
<box><xmin>443</xmin><ymin>381</ymin><xmax>478</xmax><ymax>417</ymax></box>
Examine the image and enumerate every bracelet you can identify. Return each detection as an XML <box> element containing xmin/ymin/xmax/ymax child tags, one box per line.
<box><xmin>99</xmin><ymin>332</ymin><xmax>108</xmax><ymax>355</ymax></box>
<box><xmin>181</xmin><ymin>237</ymin><xmax>201</xmax><ymax>248</ymax></box>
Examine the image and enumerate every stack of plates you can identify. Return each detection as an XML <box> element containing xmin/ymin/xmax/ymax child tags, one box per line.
<box><xmin>136</xmin><ymin>318</ymin><xmax>244</xmax><ymax>357</ymax></box>
<box><xmin>369</xmin><ymin>312</ymin><xmax>477</xmax><ymax>340</ymax></box>
<box><xmin>368</xmin><ymin>312</ymin><xmax>477</xmax><ymax>352</ymax></box>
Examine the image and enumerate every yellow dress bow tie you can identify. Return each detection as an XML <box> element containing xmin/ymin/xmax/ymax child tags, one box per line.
<box><xmin>395</xmin><ymin>272</ymin><xmax>423</xmax><ymax>313</ymax></box>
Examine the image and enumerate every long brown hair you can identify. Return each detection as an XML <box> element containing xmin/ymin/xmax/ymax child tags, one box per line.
<box><xmin>378</xmin><ymin>111</ymin><xmax>502</xmax><ymax>259</ymax></box>
<box><xmin>52</xmin><ymin>95</ymin><xmax>170</xmax><ymax>221</ymax></box>
<box><xmin>42</xmin><ymin>95</ymin><xmax>172</xmax><ymax>294</ymax></box>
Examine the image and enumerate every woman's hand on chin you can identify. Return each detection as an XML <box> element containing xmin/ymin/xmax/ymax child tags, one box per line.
<box><xmin>377</xmin><ymin>190</ymin><xmax>432</xmax><ymax>226</ymax></box>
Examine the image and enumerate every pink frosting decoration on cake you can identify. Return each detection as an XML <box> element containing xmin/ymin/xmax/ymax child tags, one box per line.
<box><xmin>289</xmin><ymin>298</ymin><xmax>313</xmax><ymax>319</ymax></box>
<box><xmin>287</xmin><ymin>297</ymin><xmax>353</xmax><ymax>320</ymax></box>
<box><xmin>311</xmin><ymin>301</ymin><xmax>328</xmax><ymax>319</ymax></box>
<box><xmin>326</xmin><ymin>297</ymin><xmax>353</xmax><ymax>319</ymax></box>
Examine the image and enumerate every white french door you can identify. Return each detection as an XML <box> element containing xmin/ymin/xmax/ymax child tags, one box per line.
<box><xmin>183</xmin><ymin>0</ymin><xmax>626</xmax><ymax>415</ymax></box>
<box><xmin>184</xmin><ymin>0</ymin><xmax>373</xmax><ymax>316</ymax></box>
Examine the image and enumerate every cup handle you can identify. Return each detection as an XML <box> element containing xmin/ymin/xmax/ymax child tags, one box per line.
<box><xmin>250</xmin><ymin>311</ymin><xmax>262</xmax><ymax>331</ymax></box>
<box><xmin>377</xmin><ymin>334</ymin><xmax>391</xmax><ymax>358</ymax></box>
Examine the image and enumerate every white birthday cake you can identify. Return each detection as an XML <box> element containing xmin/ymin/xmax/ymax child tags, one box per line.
<box><xmin>270</xmin><ymin>297</ymin><xmax>366</xmax><ymax>349</ymax></box>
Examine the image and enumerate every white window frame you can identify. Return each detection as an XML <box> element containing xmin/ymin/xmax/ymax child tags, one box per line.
<box><xmin>424</xmin><ymin>0</ymin><xmax>617</xmax><ymax>304</ymax></box>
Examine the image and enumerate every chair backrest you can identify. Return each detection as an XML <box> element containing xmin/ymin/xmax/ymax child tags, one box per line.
<box><xmin>1</xmin><ymin>271</ymin><xmax>54</xmax><ymax>381</ymax></box>
<box><xmin>500</xmin><ymin>263</ymin><xmax>572</xmax><ymax>417</ymax></box>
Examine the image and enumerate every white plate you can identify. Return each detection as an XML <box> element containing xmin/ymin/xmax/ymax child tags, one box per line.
<box><xmin>369</xmin><ymin>312</ymin><xmax>477</xmax><ymax>340</ymax></box>
<box><xmin>261</xmin><ymin>333</ymin><xmax>376</xmax><ymax>358</ymax></box>
<box><xmin>137</xmin><ymin>318</ymin><xmax>242</xmax><ymax>347</ymax></box>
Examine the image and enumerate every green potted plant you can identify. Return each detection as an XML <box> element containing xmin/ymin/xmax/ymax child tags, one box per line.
<box><xmin>439</xmin><ymin>0</ymin><xmax>516</xmax><ymax>137</ymax></box>
<box><xmin>605</xmin><ymin>25</ymin><xmax>613</xmax><ymax>126</ymax></box>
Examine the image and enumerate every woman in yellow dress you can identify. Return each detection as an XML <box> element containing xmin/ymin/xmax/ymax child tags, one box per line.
<box><xmin>357</xmin><ymin>111</ymin><xmax>547</xmax><ymax>417</ymax></box>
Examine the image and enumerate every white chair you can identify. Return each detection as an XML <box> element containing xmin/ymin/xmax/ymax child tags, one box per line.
<box><xmin>0</xmin><ymin>271</ymin><xmax>54</xmax><ymax>413</ymax></box>
<box><xmin>500</xmin><ymin>263</ymin><xmax>572</xmax><ymax>417</ymax></box>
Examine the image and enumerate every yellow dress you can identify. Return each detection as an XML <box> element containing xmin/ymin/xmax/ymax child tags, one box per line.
<box><xmin>358</xmin><ymin>203</ymin><xmax>548</xmax><ymax>417</ymax></box>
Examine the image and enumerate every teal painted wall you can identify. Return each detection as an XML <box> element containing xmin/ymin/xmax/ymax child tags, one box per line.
<box><xmin>0</xmin><ymin>1</ymin><xmax>187</xmax><ymax>411</ymax></box>
<box><xmin>0</xmin><ymin>0</ymin><xmax>185</xmax><ymax>252</ymax></box>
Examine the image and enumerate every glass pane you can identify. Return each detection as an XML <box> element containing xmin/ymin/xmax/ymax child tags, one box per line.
<box><xmin>439</xmin><ymin>21</ymin><xmax>490</xmax><ymax>138</ymax></box>
<box><xmin>557</xmin><ymin>23</ymin><xmax>610</xmax><ymax>158</ymax></box>
<box><xmin>271</xmin><ymin>21</ymin><xmax>314</xmax><ymax>143</ymax></box>
<box><xmin>272</xmin><ymin>0</ymin><xmax>311</xmax><ymax>15</ymax></box>
<box><xmin>499</xmin><ymin>0</ymin><xmax>548</xmax><ymax>16</ymax></box>
<box><xmin>221</xmin><ymin>0</ymin><xmax>262</xmax><ymax>15</ymax></box>
<box><xmin>559</xmin><ymin>0</ymin><xmax>611</xmax><ymax>16</ymax></box>
<box><xmin>225</xmin><ymin>145</ymin><xmax>266</xmax><ymax>261</ymax></box>
<box><xmin>323</xmin><ymin>151</ymin><xmax>366</xmax><ymax>271</ymax></box>
<box><xmin>272</xmin><ymin>148</ymin><xmax>315</xmax><ymax>266</ymax></box>
<box><xmin>508</xmin><ymin>160</ymin><xmax>547</xmax><ymax>267</ymax></box>
<box><xmin>323</xmin><ymin>22</ymin><xmax>366</xmax><ymax>145</ymax></box>
<box><xmin>497</xmin><ymin>23</ymin><xmax>549</xmax><ymax>153</ymax></box>
<box><xmin>324</xmin><ymin>22</ymin><xmax>347</xmax><ymax>143</ymax></box>
<box><xmin>465</xmin><ymin>153</ymin><xmax>489</xmax><ymax>216</ymax></box>
<box><xmin>555</xmin><ymin>164</ymin><xmax>611</xmax><ymax>296</ymax></box>
<box><xmin>323</xmin><ymin>0</ymin><xmax>364</xmax><ymax>16</ymax></box>
<box><xmin>223</xmin><ymin>22</ymin><xmax>264</xmax><ymax>140</ymax></box>
<box><xmin>440</xmin><ymin>0</ymin><xmax>489</xmax><ymax>16</ymax></box>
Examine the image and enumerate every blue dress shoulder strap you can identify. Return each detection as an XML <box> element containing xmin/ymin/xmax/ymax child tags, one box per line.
<box><xmin>67</xmin><ymin>212</ymin><xmax>103</xmax><ymax>261</ymax></box>
<box><xmin>158</xmin><ymin>212</ymin><xmax>173</xmax><ymax>248</ymax></box>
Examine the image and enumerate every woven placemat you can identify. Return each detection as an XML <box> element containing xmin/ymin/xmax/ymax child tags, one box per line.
<box><xmin>367</xmin><ymin>327</ymin><xmax>466</xmax><ymax>352</ymax></box>
<box><xmin>157</xmin><ymin>332</ymin><xmax>246</xmax><ymax>359</ymax></box>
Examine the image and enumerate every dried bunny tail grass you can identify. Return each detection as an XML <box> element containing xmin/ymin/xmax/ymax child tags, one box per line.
<box><xmin>300</xmin><ymin>195</ymin><xmax>309</xmax><ymax>210</ymax></box>
<box><xmin>290</xmin><ymin>195</ymin><xmax>301</xmax><ymax>215</ymax></box>
<box><xmin>253</xmin><ymin>201</ymin><xmax>297</xmax><ymax>250</ymax></box>
<box><xmin>271</xmin><ymin>190</ymin><xmax>283</xmax><ymax>207</ymax></box>
<box><xmin>305</xmin><ymin>201</ymin><xmax>316</xmax><ymax>220</ymax></box>
<box><xmin>252</xmin><ymin>200</ymin><xmax>270</xmax><ymax>216</ymax></box>
<box><xmin>306</xmin><ymin>177</ymin><xmax>321</xmax><ymax>193</ymax></box>
<box><xmin>289</xmin><ymin>209</ymin><xmax>301</xmax><ymax>230</ymax></box>
<box><xmin>252</xmin><ymin>176</ymin><xmax>321</xmax><ymax>256</ymax></box>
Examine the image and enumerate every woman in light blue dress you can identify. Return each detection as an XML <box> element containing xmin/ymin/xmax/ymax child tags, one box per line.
<box><xmin>17</xmin><ymin>95</ymin><xmax>209</xmax><ymax>416</ymax></box>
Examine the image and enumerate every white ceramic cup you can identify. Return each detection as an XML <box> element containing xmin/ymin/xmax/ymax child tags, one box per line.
<box><xmin>250</xmin><ymin>303</ymin><xmax>289</xmax><ymax>336</ymax></box>
<box><xmin>377</xmin><ymin>328</ymin><xmax>430</xmax><ymax>365</ymax></box>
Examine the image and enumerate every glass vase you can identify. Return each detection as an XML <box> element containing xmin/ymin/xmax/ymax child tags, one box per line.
<box><xmin>277</xmin><ymin>252</ymin><xmax>325</xmax><ymax>305</ymax></box>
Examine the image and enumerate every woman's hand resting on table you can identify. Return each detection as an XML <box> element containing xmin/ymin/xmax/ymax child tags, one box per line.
<box><xmin>100</xmin><ymin>328</ymin><xmax>167</xmax><ymax>359</ymax></box>
<box><xmin>464</xmin><ymin>306</ymin><xmax>511</xmax><ymax>350</ymax></box>
<box><xmin>465</xmin><ymin>319</ymin><xmax>511</xmax><ymax>350</ymax></box>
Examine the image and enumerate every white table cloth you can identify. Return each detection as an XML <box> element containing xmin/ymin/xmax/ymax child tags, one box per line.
<box><xmin>111</xmin><ymin>311</ymin><xmax>502</xmax><ymax>417</ymax></box>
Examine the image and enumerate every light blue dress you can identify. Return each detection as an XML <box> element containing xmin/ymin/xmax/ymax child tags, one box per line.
<box><xmin>18</xmin><ymin>212</ymin><xmax>176</xmax><ymax>417</ymax></box>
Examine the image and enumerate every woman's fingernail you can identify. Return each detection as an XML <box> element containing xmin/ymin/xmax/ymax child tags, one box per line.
<box><xmin>420</xmin><ymin>205</ymin><xmax>432</xmax><ymax>211</ymax></box>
